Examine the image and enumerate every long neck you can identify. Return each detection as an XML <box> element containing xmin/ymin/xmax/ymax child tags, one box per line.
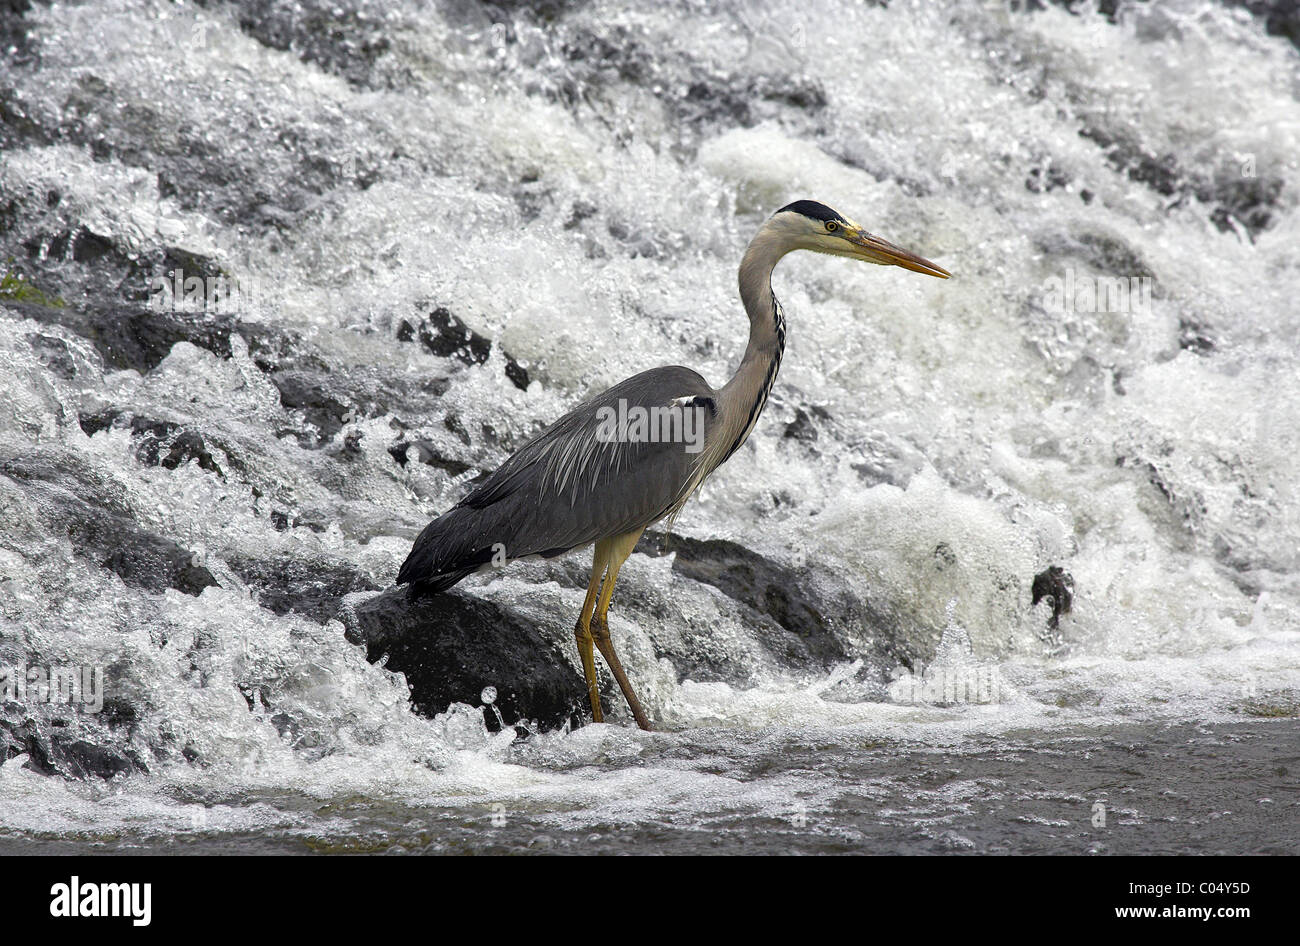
<box><xmin>716</xmin><ymin>226</ymin><xmax>789</xmax><ymax>463</ymax></box>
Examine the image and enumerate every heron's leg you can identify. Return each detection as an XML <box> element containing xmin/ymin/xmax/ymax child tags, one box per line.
<box><xmin>574</xmin><ymin>539</ymin><xmax>611</xmax><ymax>724</ymax></box>
<box><xmin>591</xmin><ymin>529</ymin><xmax>653</xmax><ymax>731</ymax></box>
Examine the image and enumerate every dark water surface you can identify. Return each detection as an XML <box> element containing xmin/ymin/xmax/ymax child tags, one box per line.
<box><xmin>3</xmin><ymin>720</ymin><xmax>1294</xmax><ymax>855</ymax></box>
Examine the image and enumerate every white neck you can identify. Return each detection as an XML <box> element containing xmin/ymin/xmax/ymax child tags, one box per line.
<box><xmin>715</xmin><ymin>222</ymin><xmax>792</xmax><ymax>464</ymax></box>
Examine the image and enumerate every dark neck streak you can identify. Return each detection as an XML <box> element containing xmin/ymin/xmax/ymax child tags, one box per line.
<box><xmin>718</xmin><ymin>232</ymin><xmax>789</xmax><ymax>464</ymax></box>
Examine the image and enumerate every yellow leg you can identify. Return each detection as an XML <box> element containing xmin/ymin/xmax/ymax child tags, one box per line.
<box><xmin>591</xmin><ymin>528</ymin><xmax>653</xmax><ymax>731</ymax></box>
<box><xmin>574</xmin><ymin>540</ymin><xmax>610</xmax><ymax>724</ymax></box>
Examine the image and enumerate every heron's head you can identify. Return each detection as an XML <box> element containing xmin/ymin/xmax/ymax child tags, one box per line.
<box><xmin>770</xmin><ymin>200</ymin><xmax>950</xmax><ymax>278</ymax></box>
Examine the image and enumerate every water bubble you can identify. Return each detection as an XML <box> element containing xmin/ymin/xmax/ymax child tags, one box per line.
<box><xmin>480</xmin><ymin>686</ymin><xmax>497</xmax><ymax>705</ymax></box>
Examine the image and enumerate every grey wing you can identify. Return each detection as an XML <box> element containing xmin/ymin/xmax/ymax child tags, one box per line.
<box><xmin>397</xmin><ymin>366</ymin><xmax>717</xmax><ymax>593</ymax></box>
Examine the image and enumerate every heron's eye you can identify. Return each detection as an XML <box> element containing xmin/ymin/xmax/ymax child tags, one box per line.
<box><xmin>825</xmin><ymin>221</ymin><xmax>839</xmax><ymax>232</ymax></box>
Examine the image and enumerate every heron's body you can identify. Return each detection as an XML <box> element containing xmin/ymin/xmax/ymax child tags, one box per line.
<box><xmin>397</xmin><ymin>200</ymin><xmax>948</xmax><ymax>729</ymax></box>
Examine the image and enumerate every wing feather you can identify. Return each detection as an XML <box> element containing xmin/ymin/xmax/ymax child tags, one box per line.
<box><xmin>399</xmin><ymin>366</ymin><xmax>718</xmax><ymax>594</ymax></box>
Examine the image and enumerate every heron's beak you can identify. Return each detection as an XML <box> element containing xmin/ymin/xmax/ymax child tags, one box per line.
<box><xmin>848</xmin><ymin>228</ymin><xmax>950</xmax><ymax>278</ymax></box>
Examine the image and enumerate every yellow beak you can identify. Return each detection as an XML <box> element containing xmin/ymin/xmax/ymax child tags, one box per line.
<box><xmin>849</xmin><ymin>229</ymin><xmax>950</xmax><ymax>278</ymax></box>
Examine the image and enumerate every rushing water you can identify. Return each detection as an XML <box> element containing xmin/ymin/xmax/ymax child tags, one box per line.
<box><xmin>0</xmin><ymin>0</ymin><xmax>1298</xmax><ymax>854</ymax></box>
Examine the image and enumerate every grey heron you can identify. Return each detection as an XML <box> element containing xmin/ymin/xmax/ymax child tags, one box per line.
<box><xmin>397</xmin><ymin>200</ymin><xmax>949</xmax><ymax>730</ymax></box>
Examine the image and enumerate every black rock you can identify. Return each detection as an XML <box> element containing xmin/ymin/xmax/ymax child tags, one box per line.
<box><xmin>78</xmin><ymin>409</ymin><xmax>236</xmax><ymax>477</ymax></box>
<box><xmin>1178</xmin><ymin>316</ymin><xmax>1215</xmax><ymax>354</ymax></box>
<box><xmin>782</xmin><ymin>405</ymin><xmax>830</xmax><ymax>443</ymax></box>
<box><xmin>1031</xmin><ymin>565</ymin><xmax>1074</xmax><ymax>630</ymax></box>
<box><xmin>342</xmin><ymin>586</ymin><xmax>587</xmax><ymax>732</ymax></box>
<box><xmin>6</xmin><ymin>297</ymin><xmax>236</xmax><ymax>374</ymax></box>
<box><xmin>387</xmin><ymin>438</ymin><xmax>475</xmax><ymax>476</ymax></box>
<box><xmin>0</xmin><ymin>0</ymin><xmax>37</xmax><ymax>74</ymax></box>
<box><xmin>268</xmin><ymin>369</ymin><xmax>354</xmax><ymax>445</ymax></box>
<box><xmin>1</xmin><ymin>716</ymin><xmax>145</xmax><ymax>780</ymax></box>
<box><xmin>398</xmin><ymin>305</ymin><xmax>530</xmax><ymax>391</ymax></box>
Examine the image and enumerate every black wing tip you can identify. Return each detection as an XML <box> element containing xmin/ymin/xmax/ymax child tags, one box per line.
<box><xmin>400</xmin><ymin>568</ymin><xmax>474</xmax><ymax>599</ymax></box>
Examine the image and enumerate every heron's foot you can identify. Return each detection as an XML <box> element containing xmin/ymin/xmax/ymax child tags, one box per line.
<box><xmin>573</xmin><ymin>619</ymin><xmax>603</xmax><ymax>724</ymax></box>
<box><xmin>591</xmin><ymin>617</ymin><xmax>653</xmax><ymax>732</ymax></box>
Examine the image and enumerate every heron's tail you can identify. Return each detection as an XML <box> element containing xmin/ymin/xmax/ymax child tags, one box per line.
<box><xmin>396</xmin><ymin>504</ymin><xmax>503</xmax><ymax>598</ymax></box>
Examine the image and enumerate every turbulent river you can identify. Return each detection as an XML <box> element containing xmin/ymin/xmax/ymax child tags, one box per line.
<box><xmin>1</xmin><ymin>0</ymin><xmax>1298</xmax><ymax>854</ymax></box>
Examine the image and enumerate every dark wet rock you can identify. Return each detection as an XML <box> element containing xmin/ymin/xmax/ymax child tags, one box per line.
<box><xmin>673</xmin><ymin>71</ymin><xmax>826</xmax><ymax>131</ymax></box>
<box><xmin>520</xmin><ymin>19</ymin><xmax>826</xmax><ymax>133</ymax></box>
<box><xmin>443</xmin><ymin>412</ymin><xmax>472</xmax><ymax>446</ymax></box>
<box><xmin>18</xmin><ymin>223</ymin><xmax>223</xmax><ymax>302</ymax></box>
<box><xmin>480</xmin><ymin>0</ymin><xmax>589</xmax><ymax>21</ymax></box>
<box><xmin>1034</xmin><ymin>229</ymin><xmax>1154</xmax><ymax>285</ymax></box>
<box><xmin>1078</xmin><ymin>124</ymin><xmax>1282</xmax><ymax>239</ymax></box>
<box><xmin>196</xmin><ymin>0</ymin><xmax>404</xmax><ymax>89</ymax></box>
<box><xmin>6</xmin><ymin>297</ymin><xmax>236</xmax><ymax>373</ymax></box>
<box><xmin>268</xmin><ymin>509</ymin><xmax>330</xmax><ymax>533</ymax></box>
<box><xmin>1025</xmin><ymin>161</ymin><xmax>1070</xmax><ymax>194</ymax></box>
<box><xmin>1218</xmin><ymin>0</ymin><xmax>1300</xmax><ymax>52</ymax></box>
<box><xmin>71</xmin><ymin>507</ymin><xmax>218</xmax><ymax>596</ymax></box>
<box><xmin>782</xmin><ymin>405</ymin><xmax>830</xmax><ymax>443</ymax></box>
<box><xmin>26</xmin><ymin>332</ymin><xmax>78</xmax><ymax>379</ymax></box>
<box><xmin>0</xmin><ymin>717</ymin><xmax>143</xmax><ymax>779</ymax></box>
<box><xmin>0</xmin><ymin>49</ymin><xmax>368</xmax><ymax>233</ymax></box>
<box><xmin>1031</xmin><ymin>565</ymin><xmax>1074</xmax><ymax>630</ymax></box>
<box><xmin>1178</xmin><ymin>316</ymin><xmax>1215</xmax><ymax>354</ymax></box>
<box><xmin>227</xmin><ymin>554</ymin><xmax>380</xmax><ymax>624</ymax></box>
<box><xmin>342</xmin><ymin>586</ymin><xmax>587</xmax><ymax>732</ymax></box>
<box><xmin>267</xmin><ymin>366</ymin><xmax>454</xmax><ymax>448</ymax></box>
<box><xmin>398</xmin><ymin>305</ymin><xmax>530</xmax><ymax>391</ymax></box>
<box><xmin>1016</xmin><ymin>0</ymin><xmax>1124</xmax><ymax>24</ymax></box>
<box><xmin>10</xmin><ymin>223</ymin><xmax>233</xmax><ymax>335</ymax></box>
<box><xmin>564</xmin><ymin>199</ymin><xmax>599</xmax><ymax>229</ymax></box>
<box><xmin>56</xmin><ymin>76</ymin><xmax>331</xmax><ymax>231</ymax></box>
<box><xmin>933</xmin><ymin>542</ymin><xmax>958</xmax><ymax>571</ymax></box>
<box><xmin>636</xmin><ymin>531</ymin><xmax>910</xmax><ymax>676</ymax></box>
<box><xmin>0</xmin><ymin>451</ymin><xmax>218</xmax><ymax>596</ymax></box>
<box><xmin>1113</xmin><ymin>443</ymin><xmax>1210</xmax><ymax>533</ymax></box>
<box><xmin>387</xmin><ymin>438</ymin><xmax>475</xmax><ymax>476</ymax></box>
<box><xmin>78</xmin><ymin>409</ymin><xmax>237</xmax><ymax>477</ymax></box>
<box><xmin>0</xmin><ymin>0</ymin><xmax>36</xmax><ymax>69</ymax></box>
<box><xmin>238</xmin><ymin>321</ymin><xmax>322</xmax><ymax>374</ymax></box>
<box><xmin>21</xmin><ymin>226</ymin><xmax>117</xmax><ymax>265</ymax></box>
<box><xmin>0</xmin><ymin>83</ymin><xmax>52</xmax><ymax>153</ymax></box>
<box><xmin>268</xmin><ymin>369</ymin><xmax>354</xmax><ymax>445</ymax></box>
<box><xmin>1206</xmin><ymin>173</ymin><xmax>1284</xmax><ymax>237</ymax></box>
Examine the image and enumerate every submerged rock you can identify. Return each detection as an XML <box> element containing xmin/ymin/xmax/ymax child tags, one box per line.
<box><xmin>0</xmin><ymin>716</ymin><xmax>144</xmax><ymax>780</ymax></box>
<box><xmin>341</xmin><ymin>587</ymin><xmax>587</xmax><ymax>732</ymax></box>
<box><xmin>0</xmin><ymin>450</ymin><xmax>218</xmax><ymax>596</ymax></box>
<box><xmin>78</xmin><ymin>408</ymin><xmax>239</xmax><ymax>477</ymax></box>
<box><xmin>228</xmin><ymin>553</ymin><xmax>380</xmax><ymax>625</ymax></box>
